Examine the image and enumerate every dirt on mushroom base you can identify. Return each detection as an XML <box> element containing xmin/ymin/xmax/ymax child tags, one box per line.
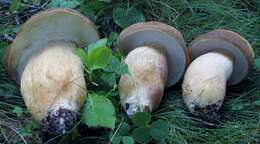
<box><xmin>0</xmin><ymin>0</ymin><xmax>259</xmax><ymax>143</ymax></box>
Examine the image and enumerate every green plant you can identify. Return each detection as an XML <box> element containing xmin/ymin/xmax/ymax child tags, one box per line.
<box><xmin>74</xmin><ymin>37</ymin><xmax>170</xmax><ymax>143</ymax></box>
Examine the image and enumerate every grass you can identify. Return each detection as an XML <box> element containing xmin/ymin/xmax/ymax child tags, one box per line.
<box><xmin>0</xmin><ymin>0</ymin><xmax>260</xmax><ymax>143</ymax></box>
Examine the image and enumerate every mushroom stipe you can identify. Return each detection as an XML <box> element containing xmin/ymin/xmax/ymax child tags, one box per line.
<box><xmin>182</xmin><ymin>29</ymin><xmax>254</xmax><ymax>121</ymax></box>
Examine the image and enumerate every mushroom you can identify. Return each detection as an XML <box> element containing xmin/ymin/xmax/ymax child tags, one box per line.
<box><xmin>117</xmin><ymin>22</ymin><xmax>189</xmax><ymax>117</ymax></box>
<box><xmin>4</xmin><ymin>8</ymin><xmax>100</xmax><ymax>134</ymax></box>
<box><xmin>182</xmin><ymin>29</ymin><xmax>254</xmax><ymax>121</ymax></box>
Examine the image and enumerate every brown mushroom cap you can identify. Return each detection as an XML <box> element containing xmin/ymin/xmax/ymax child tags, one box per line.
<box><xmin>189</xmin><ymin>29</ymin><xmax>255</xmax><ymax>85</ymax></box>
<box><xmin>117</xmin><ymin>22</ymin><xmax>189</xmax><ymax>88</ymax></box>
<box><xmin>5</xmin><ymin>8</ymin><xmax>100</xmax><ymax>83</ymax></box>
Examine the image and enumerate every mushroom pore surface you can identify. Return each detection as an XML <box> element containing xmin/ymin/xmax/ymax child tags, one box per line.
<box><xmin>182</xmin><ymin>52</ymin><xmax>233</xmax><ymax>120</ymax></box>
<box><xmin>21</xmin><ymin>41</ymin><xmax>86</xmax><ymax>122</ymax></box>
<box><xmin>119</xmin><ymin>46</ymin><xmax>167</xmax><ymax>116</ymax></box>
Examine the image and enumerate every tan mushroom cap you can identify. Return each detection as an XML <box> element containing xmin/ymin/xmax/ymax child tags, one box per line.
<box><xmin>189</xmin><ymin>29</ymin><xmax>255</xmax><ymax>85</ymax></box>
<box><xmin>5</xmin><ymin>8</ymin><xmax>100</xmax><ymax>83</ymax></box>
<box><xmin>117</xmin><ymin>22</ymin><xmax>189</xmax><ymax>88</ymax></box>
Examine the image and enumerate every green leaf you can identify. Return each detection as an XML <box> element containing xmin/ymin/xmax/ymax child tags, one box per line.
<box><xmin>254</xmin><ymin>58</ymin><xmax>260</xmax><ymax>71</ymax></box>
<box><xmin>12</xmin><ymin>106</ymin><xmax>23</xmax><ymax>118</ymax></box>
<box><xmin>132</xmin><ymin>112</ymin><xmax>151</xmax><ymax>127</ymax></box>
<box><xmin>132</xmin><ymin>127</ymin><xmax>151</xmax><ymax>143</ymax></box>
<box><xmin>85</xmin><ymin>39</ymin><xmax>112</xmax><ymax>71</ymax></box>
<box><xmin>104</xmin><ymin>56</ymin><xmax>121</xmax><ymax>72</ymax></box>
<box><xmin>110</xmin><ymin>122</ymin><xmax>130</xmax><ymax>144</ymax></box>
<box><xmin>104</xmin><ymin>56</ymin><xmax>129</xmax><ymax>75</ymax></box>
<box><xmin>48</xmin><ymin>0</ymin><xmax>80</xmax><ymax>8</ymax></box>
<box><xmin>86</xmin><ymin>46</ymin><xmax>112</xmax><ymax>71</ymax></box>
<box><xmin>74</xmin><ymin>48</ymin><xmax>88</xmax><ymax>64</ymax></box>
<box><xmin>118</xmin><ymin>122</ymin><xmax>130</xmax><ymax>136</ymax></box>
<box><xmin>122</xmin><ymin>136</ymin><xmax>134</xmax><ymax>144</ymax></box>
<box><xmin>10</xmin><ymin>0</ymin><xmax>21</xmax><ymax>13</ymax></box>
<box><xmin>82</xmin><ymin>94</ymin><xmax>116</xmax><ymax>129</ymax></box>
<box><xmin>111</xmin><ymin>136</ymin><xmax>122</xmax><ymax>144</ymax></box>
<box><xmin>149</xmin><ymin>120</ymin><xmax>170</xmax><ymax>141</ymax></box>
<box><xmin>87</xmin><ymin>39</ymin><xmax>108</xmax><ymax>52</ymax></box>
<box><xmin>101</xmin><ymin>73</ymin><xmax>116</xmax><ymax>87</ymax></box>
<box><xmin>113</xmin><ymin>7</ymin><xmax>146</xmax><ymax>29</ymax></box>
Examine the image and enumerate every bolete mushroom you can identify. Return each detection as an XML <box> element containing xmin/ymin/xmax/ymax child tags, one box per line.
<box><xmin>117</xmin><ymin>22</ymin><xmax>189</xmax><ymax>117</ymax></box>
<box><xmin>182</xmin><ymin>29</ymin><xmax>254</xmax><ymax>121</ymax></box>
<box><xmin>4</xmin><ymin>8</ymin><xmax>99</xmax><ymax>134</ymax></box>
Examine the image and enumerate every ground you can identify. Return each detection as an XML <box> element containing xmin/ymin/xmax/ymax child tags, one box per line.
<box><xmin>0</xmin><ymin>0</ymin><xmax>259</xmax><ymax>144</ymax></box>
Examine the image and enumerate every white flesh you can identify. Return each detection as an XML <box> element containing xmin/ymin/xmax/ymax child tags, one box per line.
<box><xmin>119</xmin><ymin>46</ymin><xmax>167</xmax><ymax>116</ymax></box>
<box><xmin>182</xmin><ymin>52</ymin><xmax>233</xmax><ymax>114</ymax></box>
<box><xmin>21</xmin><ymin>42</ymin><xmax>86</xmax><ymax>121</ymax></box>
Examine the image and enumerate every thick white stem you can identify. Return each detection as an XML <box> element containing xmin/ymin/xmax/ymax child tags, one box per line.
<box><xmin>21</xmin><ymin>41</ymin><xmax>86</xmax><ymax>121</ymax></box>
<box><xmin>182</xmin><ymin>52</ymin><xmax>233</xmax><ymax>118</ymax></box>
<box><xmin>119</xmin><ymin>46</ymin><xmax>167</xmax><ymax>116</ymax></box>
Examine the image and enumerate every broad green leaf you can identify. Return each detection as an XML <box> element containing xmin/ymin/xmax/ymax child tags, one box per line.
<box><xmin>104</xmin><ymin>56</ymin><xmax>129</xmax><ymax>75</ymax></box>
<box><xmin>86</xmin><ymin>46</ymin><xmax>112</xmax><ymax>71</ymax></box>
<box><xmin>101</xmin><ymin>73</ymin><xmax>116</xmax><ymax>87</ymax></box>
<box><xmin>10</xmin><ymin>0</ymin><xmax>21</xmax><ymax>13</ymax></box>
<box><xmin>149</xmin><ymin>120</ymin><xmax>170</xmax><ymax>141</ymax></box>
<box><xmin>84</xmin><ymin>39</ymin><xmax>112</xmax><ymax>71</ymax></box>
<box><xmin>122</xmin><ymin>136</ymin><xmax>134</xmax><ymax>144</ymax></box>
<box><xmin>12</xmin><ymin>106</ymin><xmax>23</xmax><ymax>118</ymax></box>
<box><xmin>87</xmin><ymin>39</ymin><xmax>108</xmax><ymax>52</ymax></box>
<box><xmin>103</xmin><ymin>56</ymin><xmax>121</xmax><ymax>72</ymax></box>
<box><xmin>113</xmin><ymin>7</ymin><xmax>146</xmax><ymax>29</ymax></box>
<box><xmin>254</xmin><ymin>58</ymin><xmax>260</xmax><ymax>71</ymax></box>
<box><xmin>48</xmin><ymin>0</ymin><xmax>80</xmax><ymax>8</ymax></box>
<box><xmin>111</xmin><ymin>136</ymin><xmax>122</xmax><ymax>144</ymax></box>
<box><xmin>132</xmin><ymin>112</ymin><xmax>151</xmax><ymax>127</ymax></box>
<box><xmin>132</xmin><ymin>127</ymin><xmax>151</xmax><ymax>143</ymax></box>
<box><xmin>74</xmin><ymin>48</ymin><xmax>88</xmax><ymax>64</ymax></box>
<box><xmin>82</xmin><ymin>94</ymin><xmax>116</xmax><ymax>129</ymax></box>
<box><xmin>110</xmin><ymin>122</ymin><xmax>130</xmax><ymax>144</ymax></box>
<box><xmin>118</xmin><ymin>122</ymin><xmax>130</xmax><ymax>136</ymax></box>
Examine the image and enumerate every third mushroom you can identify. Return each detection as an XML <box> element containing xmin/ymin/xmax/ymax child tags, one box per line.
<box><xmin>117</xmin><ymin>22</ymin><xmax>189</xmax><ymax>117</ymax></box>
<box><xmin>182</xmin><ymin>29</ymin><xmax>254</xmax><ymax>121</ymax></box>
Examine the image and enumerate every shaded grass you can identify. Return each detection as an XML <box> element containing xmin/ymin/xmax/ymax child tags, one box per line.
<box><xmin>0</xmin><ymin>0</ymin><xmax>259</xmax><ymax>143</ymax></box>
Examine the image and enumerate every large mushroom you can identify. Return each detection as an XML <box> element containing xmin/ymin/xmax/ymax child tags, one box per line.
<box><xmin>182</xmin><ymin>29</ymin><xmax>254</xmax><ymax>121</ymax></box>
<box><xmin>117</xmin><ymin>22</ymin><xmax>189</xmax><ymax>117</ymax></box>
<box><xmin>4</xmin><ymin>8</ymin><xmax>99</xmax><ymax>134</ymax></box>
